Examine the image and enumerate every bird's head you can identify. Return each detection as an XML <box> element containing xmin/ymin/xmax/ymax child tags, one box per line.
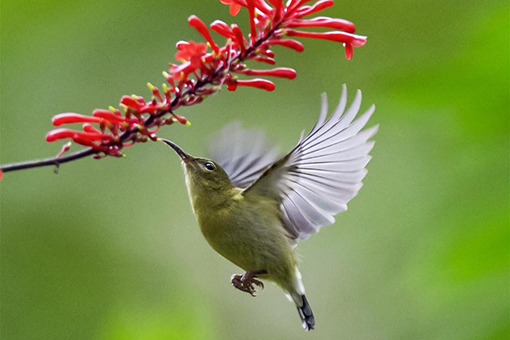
<box><xmin>159</xmin><ymin>138</ymin><xmax>233</xmax><ymax>196</ymax></box>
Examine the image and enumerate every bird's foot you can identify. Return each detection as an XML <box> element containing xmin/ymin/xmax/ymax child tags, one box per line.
<box><xmin>231</xmin><ymin>271</ymin><xmax>265</xmax><ymax>297</ymax></box>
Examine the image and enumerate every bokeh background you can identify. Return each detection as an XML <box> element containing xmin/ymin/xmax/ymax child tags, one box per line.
<box><xmin>1</xmin><ymin>1</ymin><xmax>508</xmax><ymax>339</ymax></box>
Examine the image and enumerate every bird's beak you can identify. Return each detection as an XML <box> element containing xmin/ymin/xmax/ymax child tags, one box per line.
<box><xmin>158</xmin><ymin>138</ymin><xmax>194</xmax><ymax>162</ymax></box>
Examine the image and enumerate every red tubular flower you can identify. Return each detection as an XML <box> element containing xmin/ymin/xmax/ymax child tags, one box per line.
<box><xmin>246</xmin><ymin>0</ymin><xmax>257</xmax><ymax>44</ymax></box>
<box><xmin>40</xmin><ymin>0</ymin><xmax>366</xmax><ymax>162</ymax></box>
<box><xmin>267</xmin><ymin>0</ymin><xmax>283</xmax><ymax>21</ymax></box>
<box><xmin>259</xmin><ymin>49</ymin><xmax>275</xmax><ymax>57</ymax></box>
<box><xmin>253</xmin><ymin>0</ymin><xmax>272</xmax><ymax>16</ymax></box>
<box><xmin>251</xmin><ymin>56</ymin><xmax>276</xmax><ymax>64</ymax></box>
<box><xmin>71</xmin><ymin>135</ymin><xmax>106</xmax><ymax>151</ymax></box>
<box><xmin>82</xmin><ymin>123</ymin><xmax>101</xmax><ymax>134</ymax></box>
<box><xmin>210</xmin><ymin>20</ymin><xmax>235</xmax><ymax>38</ymax></box>
<box><xmin>46</xmin><ymin>129</ymin><xmax>112</xmax><ymax>143</ymax></box>
<box><xmin>188</xmin><ymin>15</ymin><xmax>219</xmax><ymax>54</ymax></box>
<box><xmin>147</xmin><ymin>83</ymin><xmax>163</xmax><ymax>102</ymax></box>
<box><xmin>172</xmin><ymin>113</ymin><xmax>190</xmax><ymax>125</ymax></box>
<box><xmin>266</xmin><ymin>39</ymin><xmax>304</xmax><ymax>52</ymax></box>
<box><xmin>220</xmin><ymin>0</ymin><xmax>242</xmax><ymax>16</ymax></box>
<box><xmin>344</xmin><ymin>42</ymin><xmax>353</xmax><ymax>60</ymax></box>
<box><xmin>295</xmin><ymin>0</ymin><xmax>334</xmax><ymax>18</ymax></box>
<box><xmin>92</xmin><ymin>109</ymin><xmax>139</xmax><ymax>124</ymax></box>
<box><xmin>174</xmin><ymin>41</ymin><xmax>208</xmax><ymax>67</ymax></box>
<box><xmin>237</xmin><ymin>67</ymin><xmax>297</xmax><ymax>79</ymax></box>
<box><xmin>287</xmin><ymin>17</ymin><xmax>356</xmax><ymax>33</ymax></box>
<box><xmin>237</xmin><ymin>79</ymin><xmax>276</xmax><ymax>91</ymax></box>
<box><xmin>52</xmin><ymin>113</ymin><xmax>102</xmax><ymax>126</ymax></box>
<box><xmin>286</xmin><ymin>29</ymin><xmax>367</xmax><ymax>46</ymax></box>
<box><xmin>169</xmin><ymin>62</ymin><xmax>197</xmax><ymax>81</ymax></box>
<box><xmin>120</xmin><ymin>96</ymin><xmax>144</xmax><ymax>111</ymax></box>
<box><xmin>231</xmin><ymin>24</ymin><xmax>246</xmax><ymax>55</ymax></box>
<box><xmin>287</xmin><ymin>0</ymin><xmax>311</xmax><ymax>13</ymax></box>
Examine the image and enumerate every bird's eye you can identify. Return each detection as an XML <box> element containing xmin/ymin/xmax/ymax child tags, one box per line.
<box><xmin>204</xmin><ymin>162</ymin><xmax>215</xmax><ymax>171</ymax></box>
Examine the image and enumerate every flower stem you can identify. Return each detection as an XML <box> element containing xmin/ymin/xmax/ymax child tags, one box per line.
<box><xmin>0</xmin><ymin>24</ymin><xmax>281</xmax><ymax>176</ymax></box>
<box><xmin>1</xmin><ymin>148</ymin><xmax>96</xmax><ymax>174</ymax></box>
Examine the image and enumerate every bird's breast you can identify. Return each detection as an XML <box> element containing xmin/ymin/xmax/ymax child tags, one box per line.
<box><xmin>193</xmin><ymin>194</ymin><xmax>289</xmax><ymax>271</ymax></box>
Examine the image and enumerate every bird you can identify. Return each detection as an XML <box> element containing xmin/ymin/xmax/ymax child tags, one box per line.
<box><xmin>159</xmin><ymin>85</ymin><xmax>377</xmax><ymax>331</ymax></box>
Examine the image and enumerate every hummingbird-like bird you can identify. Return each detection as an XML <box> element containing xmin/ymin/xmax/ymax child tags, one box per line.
<box><xmin>160</xmin><ymin>85</ymin><xmax>377</xmax><ymax>331</ymax></box>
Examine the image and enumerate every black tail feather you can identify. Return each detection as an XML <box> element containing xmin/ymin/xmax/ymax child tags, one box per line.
<box><xmin>296</xmin><ymin>295</ymin><xmax>315</xmax><ymax>331</ymax></box>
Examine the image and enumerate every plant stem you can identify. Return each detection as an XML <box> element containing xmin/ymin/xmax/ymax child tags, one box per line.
<box><xmin>1</xmin><ymin>148</ymin><xmax>96</xmax><ymax>173</ymax></box>
<box><xmin>0</xmin><ymin>23</ymin><xmax>281</xmax><ymax>175</ymax></box>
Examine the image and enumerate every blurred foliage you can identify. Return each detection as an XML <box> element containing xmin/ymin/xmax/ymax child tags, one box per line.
<box><xmin>1</xmin><ymin>0</ymin><xmax>508</xmax><ymax>339</ymax></box>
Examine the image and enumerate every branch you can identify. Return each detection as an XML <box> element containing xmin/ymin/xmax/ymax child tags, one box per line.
<box><xmin>1</xmin><ymin>148</ymin><xmax>96</xmax><ymax>174</ymax></box>
<box><xmin>0</xmin><ymin>0</ymin><xmax>367</xmax><ymax>179</ymax></box>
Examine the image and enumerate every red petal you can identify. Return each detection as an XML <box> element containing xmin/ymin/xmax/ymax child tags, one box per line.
<box><xmin>170</xmin><ymin>61</ymin><xmax>198</xmax><ymax>80</ymax></box>
<box><xmin>171</xmin><ymin>113</ymin><xmax>189</xmax><ymax>125</ymax></box>
<box><xmin>237</xmin><ymin>78</ymin><xmax>275</xmax><ymax>91</ymax></box>
<box><xmin>267</xmin><ymin>38</ymin><xmax>304</xmax><ymax>52</ymax></box>
<box><xmin>227</xmin><ymin>82</ymin><xmax>238</xmax><ymax>91</ymax></box>
<box><xmin>246</xmin><ymin>0</ymin><xmax>257</xmax><ymax>44</ymax></box>
<box><xmin>188</xmin><ymin>15</ymin><xmax>219</xmax><ymax>54</ymax></box>
<box><xmin>286</xmin><ymin>29</ymin><xmax>367</xmax><ymax>47</ymax></box>
<box><xmin>253</xmin><ymin>0</ymin><xmax>272</xmax><ymax>17</ymax></box>
<box><xmin>71</xmin><ymin>135</ymin><xmax>105</xmax><ymax>150</ymax></box>
<box><xmin>92</xmin><ymin>109</ymin><xmax>139</xmax><ymax>124</ymax></box>
<box><xmin>83</xmin><ymin>123</ymin><xmax>101</xmax><ymax>134</ymax></box>
<box><xmin>52</xmin><ymin>113</ymin><xmax>102</xmax><ymax>126</ymax></box>
<box><xmin>120</xmin><ymin>96</ymin><xmax>144</xmax><ymax>111</ymax></box>
<box><xmin>175</xmin><ymin>40</ymin><xmax>190</xmax><ymax>49</ymax></box>
<box><xmin>267</xmin><ymin>0</ymin><xmax>283</xmax><ymax>22</ymax></box>
<box><xmin>259</xmin><ymin>49</ymin><xmax>275</xmax><ymax>57</ymax></box>
<box><xmin>287</xmin><ymin>17</ymin><xmax>356</xmax><ymax>33</ymax></box>
<box><xmin>211</xmin><ymin>20</ymin><xmax>235</xmax><ymax>38</ymax></box>
<box><xmin>46</xmin><ymin>129</ymin><xmax>110</xmax><ymax>143</ymax></box>
<box><xmin>231</xmin><ymin>24</ymin><xmax>246</xmax><ymax>55</ymax></box>
<box><xmin>344</xmin><ymin>43</ymin><xmax>353</xmax><ymax>60</ymax></box>
<box><xmin>251</xmin><ymin>56</ymin><xmax>276</xmax><ymax>64</ymax></box>
<box><xmin>295</xmin><ymin>0</ymin><xmax>334</xmax><ymax>18</ymax></box>
<box><xmin>239</xmin><ymin>67</ymin><xmax>297</xmax><ymax>79</ymax></box>
<box><xmin>230</xmin><ymin>3</ymin><xmax>241</xmax><ymax>16</ymax></box>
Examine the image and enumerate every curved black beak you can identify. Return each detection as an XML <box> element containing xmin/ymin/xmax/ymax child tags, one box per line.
<box><xmin>159</xmin><ymin>138</ymin><xmax>193</xmax><ymax>162</ymax></box>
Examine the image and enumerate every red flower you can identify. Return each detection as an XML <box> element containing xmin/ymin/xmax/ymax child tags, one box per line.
<box><xmin>175</xmin><ymin>41</ymin><xmax>208</xmax><ymax>67</ymax></box>
<box><xmin>52</xmin><ymin>113</ymin><xmax>102</xmax><ymax>126</ymax></box>
<box><xmin>44</xmin><ymin>0</ymin><xmax>366</xmax><ymax>159</ymax></box>
<box><xmin>236</xmin><ymin>67</ymin><xmax>297</xmax><ymax>79</ymax></box>
<box><xmin>220</xmin><ymin>0</ymin><xmax>242</xmax><ymax>16</ymax></box>
<box><xmin>187</xmin><ymin>16</ymin><xmax>219</xmax><ymax>54</ymax></box>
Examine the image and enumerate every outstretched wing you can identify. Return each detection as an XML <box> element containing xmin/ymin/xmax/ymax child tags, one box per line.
<box><xmin>208</xmin><ymin>122</ymin><xmax>280</xmax><ymax>188</ymax></box>
<box><xmin>244</xmin><ymin>85</ymin><xmax>378</xmax><ymax>244</ymax></box>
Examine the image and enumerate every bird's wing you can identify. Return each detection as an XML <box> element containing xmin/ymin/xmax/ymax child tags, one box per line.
<box><xmin>207</xmin><ymin>121</ymin><xmax>281</xmax><ymax>188</ymax></box>
<box><xmin>243</xmin><ymin>85</ymin><xmax>378</xmax><ymax>243</ymax></box>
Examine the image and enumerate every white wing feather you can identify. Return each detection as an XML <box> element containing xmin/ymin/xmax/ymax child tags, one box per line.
<box><xmin>244</xmin><ymin>85</ymin><xmax>378</xmax><ymax>243</ymax></box>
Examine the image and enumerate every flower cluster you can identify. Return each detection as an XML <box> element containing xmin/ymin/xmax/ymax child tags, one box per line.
<box><xmin>46</xmin><ymin>0</ymin><xmax>366</xmax><ymax>158</ymax></box>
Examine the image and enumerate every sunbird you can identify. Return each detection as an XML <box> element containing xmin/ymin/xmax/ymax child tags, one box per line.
<box><xmin>160</xmin><ymin>85</ymin><xmax>377</xmax><ymax>331</ymax></box>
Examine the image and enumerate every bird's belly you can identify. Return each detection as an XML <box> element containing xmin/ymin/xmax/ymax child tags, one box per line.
<box><xmin>197</xmin><ymin>208</ymin><xmax>295</xmax><ymax>278</ymax></box>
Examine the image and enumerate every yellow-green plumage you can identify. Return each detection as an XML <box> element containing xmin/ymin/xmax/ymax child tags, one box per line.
<box><xmin>161</xmin><ymin>85</ymin><xmax>377</xmax><ymax>331</ymax></box>
<box><xmin>186</xmin><ymin>162</ymin><xmax>297</xmax><ymax>291</ymax></box>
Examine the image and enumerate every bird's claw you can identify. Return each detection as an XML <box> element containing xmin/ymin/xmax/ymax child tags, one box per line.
<box><xmin>231</xmin><ymin>273</ymin><xmax>264</xmax><ymax>297</ymax></box>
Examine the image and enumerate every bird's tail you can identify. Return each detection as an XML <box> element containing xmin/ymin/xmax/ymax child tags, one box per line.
<box><xmin>287</xmin><ymin>268</ymin><xmax>315</xmax><ymax>331</ymax></box>
<box><xmin>294</xmin><ymin>294</ymin><xmax>315</xmax><ymax>331</ymax></box>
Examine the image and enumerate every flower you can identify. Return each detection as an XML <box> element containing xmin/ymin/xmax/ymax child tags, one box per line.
<box><xmin>175</xmin><ymin>41</ymin><xmax>208</xmax><ymax>67</ymax></box>
<box><xmin>46</xmin><ymin>0</ymin><xmax>367</xmax><ymax>159</ymax></box>
<box><xmin>220</xmin><ymin>0</ymin><xmax>242</xmax><ymax>16</ymax></box>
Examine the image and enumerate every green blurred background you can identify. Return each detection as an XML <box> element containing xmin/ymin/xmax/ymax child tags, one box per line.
<box><xmin>1</xmin><ymin>0</ymin><xmax>508</xmax><ymax>339</ymax></box>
